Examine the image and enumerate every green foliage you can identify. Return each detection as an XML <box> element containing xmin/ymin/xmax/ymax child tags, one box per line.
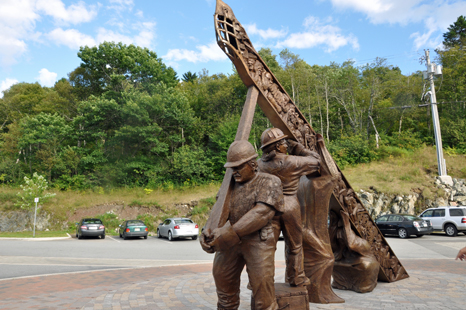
<box><xmin>95</xmin><ymin>212</ymin><xmax>120</xmax><ymax>234</ymax></box>
<box><xmin>76</xmin><ymin>41</ymin><xmax>178</xmax><ymax>98</ymax></box>
<box><xmin>16</xmin><ymin>172</ymin><xmax>56</xmax><ymax>209</ymax></box>
<box><xmin>442</xmin><ymin>15</ymin><xmax>466</xmax><ymax>48</ymax></box>
<box><xmin>136</xmin><ymin>214</ymin><xmax>158</xmax><ymax>232</ymax></box>
<box><xmin>1</xmin><ymin>40</ymin><xmax>465</xmax><ymax>190</ymax></box>
<box><xmin>181</xmin><ymin>71</ymin><xmax>198</xmax><ymax>83</ymax></box>
<box><xmin>329</xmin><ymin>131</ymin><xmax>424</xmax><ymax>168</ymax></box>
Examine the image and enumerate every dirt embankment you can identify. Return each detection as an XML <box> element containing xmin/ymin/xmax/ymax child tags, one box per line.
<box><xmin>68</xmin><ymin>201</ymin><xmax>198</xmax><ymax>222</ymax></box>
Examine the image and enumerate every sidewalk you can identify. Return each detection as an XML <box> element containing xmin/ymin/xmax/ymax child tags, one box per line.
<box><xmin>0</xmin><ymin>259</ymin><xmax>465</xmax><ymax>310</ymax></box>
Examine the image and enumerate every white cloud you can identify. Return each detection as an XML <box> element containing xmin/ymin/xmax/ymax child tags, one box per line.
<box><xmin>47</xmin><ymin>28</ymin><xmax>96</xmax><ymax>49</ymax></box>
<box><xmin>163</xmin><ymin>42</ymin><xmax>228</xmax><ymax>64</ymax></box>
<box><xmin>36</xmin><ymin>68</ymin><xmax>57</xmax><ymax>87</ymax></box>
<box><xmin>277</xmin><ymin>16</ymin><xmax>359</xmax><ymax>52</ymax></box>
<box><xmin>46</xmin><ymin>21</ymin><xmax>156</xmax><ymax>50</ymax></box>
<box><xmin>244</xmin><ymin>24</ymin><xmax>288</xmax><ymax>40</ymax></box>
<box><xmin>328</xmin><ymin>0</ymin><xmax>466</xmax><ymax>48</ymax></box>
<box><xmin>36</xmin><ymin>0</ymin><xmax>98</xmax><ymax>25</ymax></box>
<box><xmin>0</xmin><ymin>0</ymin><xmax>97</xmax><ymax>66</ymax></box>
<box><xmin>330</xmin><ymin>0</ymin><xmax>393</xmax><ymax>15</ymax></box>
<box><xmin>0</xmin><ymin>0</ymin><xmax>39</xmax><ymax>66</ymax></box>
<box><xmin>0</xmin><ymin>78</ymin><xmax>19</xmax><ymax>98</ymax></box>
<box><xmin>108</xmin><ymin>0</ymin><xmax>134</xmax><ymax>11</ymax></box>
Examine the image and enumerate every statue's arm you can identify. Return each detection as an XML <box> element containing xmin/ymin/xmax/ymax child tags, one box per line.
<box><xmin>231</xmin><ymin>202</ymin><xmax>276</xmax><ymax>238</ymax></box>
<box><xmin>288</xmin><ymin>139</ymin><xmax>320</xmax><ymax>161</ymax></box>
<box><xmin>202</xmin><ymin>202</ymin><xmax>275</xmax><ymax>252</ymax></box>
<box><xmin>341</xmin><ymin>210</ymin><xmax>371</xmax><ymax>255</ymax></box>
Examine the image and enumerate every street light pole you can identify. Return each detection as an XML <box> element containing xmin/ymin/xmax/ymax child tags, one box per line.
<box><xmin>424</xmin><ymin>50</ymin><xmax>452</xmax><ymax>184</ymax></box>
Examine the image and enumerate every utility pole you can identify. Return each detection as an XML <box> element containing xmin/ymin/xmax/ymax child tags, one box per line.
<box><xmin>424</xmin><ymin>50</ymin><xmax>452</xmax><ymax>185</ymax></box>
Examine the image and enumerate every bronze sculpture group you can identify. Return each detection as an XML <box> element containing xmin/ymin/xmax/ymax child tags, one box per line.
<box><xmin>200</xmin><ymin>1</ymin><xmax>409</xmax><ymax>309</ymax></box>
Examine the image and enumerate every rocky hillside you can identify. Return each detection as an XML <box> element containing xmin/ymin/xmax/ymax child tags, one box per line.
<box><xmin>358</xmin><ymin>176</ymin><xmax>466</xmax><ymax>218</ymax></box>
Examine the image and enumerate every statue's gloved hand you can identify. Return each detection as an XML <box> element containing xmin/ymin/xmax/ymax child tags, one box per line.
<box><xmin>287</xmin><ymin>139</ymin><xmax>299</xmax><ymax>149</ymax></box>
<box><xmin>200</xmin><ymin>229</ymin><xmax>215</xmax><ymax>254</ymax></box>
<box><xmin>262</xmin><ymin>150</ymin><xmax>277</xmax><ymax>162</ymax></box>
<box><xmin>308</xmin><ymin>150</ymin><xmax>321</xmax><ymax>161</ymax></box>
<box><xmin>209</xmin><ymin>221</ymin><xmax>240</xmax><ymax>252</ymax></box>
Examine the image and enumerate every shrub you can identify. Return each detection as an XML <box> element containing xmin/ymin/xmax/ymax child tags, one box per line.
<box><xmin>95</xmin><ymin>212</ymin><xmax>120</xmax><ymax>234</ymax></box>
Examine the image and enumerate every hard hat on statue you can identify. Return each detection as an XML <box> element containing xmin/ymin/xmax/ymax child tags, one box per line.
<box><xmin>260</xmin><ymin>128</ymin><xmax>288</xmax><ymax>149</ymax></box>
<box><xmin>224</xmin><ymin>140</ymin><xmax>258</xmax><ymax>168</ymax></box>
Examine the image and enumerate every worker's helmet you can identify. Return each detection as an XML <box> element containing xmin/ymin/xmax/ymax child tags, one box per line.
<box><xmin>260</xmin><ymin>128</ymin><xmax>288</xmax><ymax>149</ymax></box>
<box><xmin>224</xmin><ymin>140</ymin><xmax>258</xmax><ymax>168</ymax></box>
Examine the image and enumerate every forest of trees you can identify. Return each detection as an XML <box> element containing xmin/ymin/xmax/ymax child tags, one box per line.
<box><xmin>1</xmin><ymin>17</ymin><xmax>465</xmax><ymax>190</ymax></box>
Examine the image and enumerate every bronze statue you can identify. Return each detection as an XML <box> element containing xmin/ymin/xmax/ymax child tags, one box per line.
<box><xmin>258</xmin><ymin>128</ymin><xmax>320</xmax><ymax>287</ymax></box>
<box><xmin>329</xmin><ymin>210</ymin><xmax>379</xmax><ymax>293</ymax></box>
<box><xmin>201</xmin><ymin>140</ymin><xmax>284</xmax><ymax>310</ymax></box>
<box><xmin>205</xmin><ymin>0</ymin><xmax>409</xmax><ymax>306</ymax></box>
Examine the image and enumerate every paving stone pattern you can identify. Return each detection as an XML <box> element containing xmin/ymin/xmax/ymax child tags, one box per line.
<box><xmin>0</xmin><ymin>260</ymin><xmax>465</xmax><ymax>309</ymax></box>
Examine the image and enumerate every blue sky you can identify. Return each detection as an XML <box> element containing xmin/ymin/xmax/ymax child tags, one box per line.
<box><xmin>1</xmin><ymin>0</ymin><xmax>465</xmax><ymax>96</ymax></box>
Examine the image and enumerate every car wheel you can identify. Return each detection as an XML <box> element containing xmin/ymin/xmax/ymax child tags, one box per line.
<box><xmin>78</xmin><ymin>233</ymin><xmax>82</xmax><ymax>240</ymax></box>
<box><xmin>123</xmin><ymin>233</ymin><xmax>128</xmax><ymax>240</ymax></box>
<box><xmin>192</xmin><ymin>235</ymin><xmax>198</xmax><ymax>240</ymax></box>
<box><xmin>157</xmin><ymin>229</ymin><xmax>162</xmax><ymax>238</ymax></box>
<box><xmin>144</xmin><ymin>235</ymin><xmax>148</xmax><ymax>239</ymax></box>
<box><xmin>445</xmin><ymin>224</ymin><xmax>458</xmax><ymax>237</ymax></box>
<box><xmin>398</xmin><ymin>228</ymin><xmax>408</xmax><ymax>239</ymax></box>
<box><xmin>101</xmin><ymin>234</ymin><xmax>105</xmax><ymax>239</ymax></box>
<box><xmin>119</xmin><ymin>233</ymin><xmax>122</xmax><ymax>238</ymax></box>
<box><xmin>75</xmin><ymin>233</ymin><xmax>78</xmax><ymax>238</ymax></box>
<box><xmin>168</xmin><ymin>231</ymin><xmax>173</xmax><ymax>241</ymax></box>
<box><xmin>416</xmin><ymin>234</ymin><xmax>424</xmax><ymax>238</ymax></box>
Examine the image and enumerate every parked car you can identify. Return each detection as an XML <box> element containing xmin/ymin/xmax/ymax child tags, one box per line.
<box><xmin>76</xmin><ymin>218</ymin><xmax>105</xmax><ymax>239</ymax></box>
<box><xmin>157</xmin><ymin>218</ymin><xmax>199</xmax><ymax>241</ymax></box>
<box><xmin>119</xmin><ymin>220</ymin><xmax>148</xmax><ymax>240</ymax></box>
<box><xmin>375</xmin><ymin>214</ymin><xmax>433</xmax><ymax>239</ymax></box>
<box><xmin>419</xmin><ymin>206</ymin><xmax>466</xmax><ymax>237</ymax></box>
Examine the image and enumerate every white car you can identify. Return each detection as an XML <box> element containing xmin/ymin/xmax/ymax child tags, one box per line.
<box><xmin>419</xmin><ymin>206</ymin><xmax>466</xmax><ymax>237</ymax></box>
<box><xmin>157</xmin><ymin>218</ymin><xmax>199</xmax><ymax>241</ymax></box>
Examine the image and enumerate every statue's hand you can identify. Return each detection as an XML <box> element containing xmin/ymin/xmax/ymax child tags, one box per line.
<box><xmin>200</xmin><ymin>229</ymin><xmax>215</xmax><ymax>254</ymax></box>
<box><xmin>208</xmin><ymin>222</ymin><xmax>240</xmax><ymax>252</ymax></box>
<box><xmin>309</xmin><ymin>150</ymin><xmax>321</xmax><ymax>161</ymax></box>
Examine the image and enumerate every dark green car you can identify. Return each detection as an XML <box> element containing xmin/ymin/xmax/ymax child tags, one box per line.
<box><xmin>119</xmin><ymin>220</ymin><xmax>149</xmax><ymax>240</ymax></box>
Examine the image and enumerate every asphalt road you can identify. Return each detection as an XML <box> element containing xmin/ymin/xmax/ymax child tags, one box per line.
<box><xmin>1</xmin><ymin>232</ymin><xmax>465</xmax><ymax>281</ymax></box>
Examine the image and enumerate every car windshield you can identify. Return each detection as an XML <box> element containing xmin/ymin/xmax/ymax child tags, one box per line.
<box><xmin>83</xmin><ymin>219</ymin><xmax>102</xmax><ymax>224</ymax></box>
<box><xmin>127</xmin><ymin>220</ymin><xmax>144</xmax><ymax>226</ymax></box>
<box><xmin>175</xmin><ymin>219</ymin><xmax>193</xmax><ymax>224</ymax></box>
<box><xmin>402</xmin><ymin>215</ymin><xmax>421</xmax><ymax>221</ymax></box>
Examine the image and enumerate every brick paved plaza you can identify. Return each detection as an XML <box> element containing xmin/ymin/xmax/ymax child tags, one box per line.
<box><xmin>0</xmin><ymin>259</ymin><xmax>465</xmax><ymax>309</ymax></box>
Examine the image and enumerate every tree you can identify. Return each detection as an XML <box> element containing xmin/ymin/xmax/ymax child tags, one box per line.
<box><xmin>181</xmin><ymin>71</ymin><xmax>198</xmax><ymax>83</ymax></box>
<box><xmin>16</xmin><ymin>113</ymin><xmax>73</xmax><ymax>179</ymax></box>
<box><xmin>75</xmin><ymin>42</ymin><xmax>178</xmax><ymax>98</ymax></box>
<box><xmin>258</xmin><ymin>48</ymin><xmax>281</xmax><ymax>75</ymax></box>
<box><xmin>16</xmin><ymin>172</ymin><xmax>55</xmax><ymax>210</ymax></box>
<box><xmin>443</xmin><ymin>15</ymin><xmax>466</xmax><ymax>48</ymax></box>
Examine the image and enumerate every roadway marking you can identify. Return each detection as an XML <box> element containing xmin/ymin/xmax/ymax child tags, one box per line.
<box><xmin>108</xmin><ymin>236</ymin><xmax>121</xmax><ymax>243</ymax></box>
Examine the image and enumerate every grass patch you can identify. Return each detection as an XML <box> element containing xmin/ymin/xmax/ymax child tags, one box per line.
<box><xmin>342</xmin><ymin>146</ymin><xmax>466</xmax><ymax>195</ymax></box>
<box><xmin>0</xmin><ymin>230</ymin><xmax>70</xmax><ymax>238</ymax></box>
<box><xmin>0</xmin><ymin>182</ymin><xmax>220</xmax><ymax>228</ymax></box>
<box><xmin>189</xmin><ymin>196</ymin><xmax>216</xmax><ymax>232</ymax></box>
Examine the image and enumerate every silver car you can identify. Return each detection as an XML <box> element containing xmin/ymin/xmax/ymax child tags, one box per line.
<box><xmin>157</xmin><ymin>218</ymin><xmax>199</xmax><ymax>241</ymax></box>
<box><xmin>419</xmin><ymin>206</ymin><xmax>466</xmax><ymax>236</ymax></box>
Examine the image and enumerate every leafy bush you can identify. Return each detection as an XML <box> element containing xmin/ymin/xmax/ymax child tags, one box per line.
<box><xmin>16</xmin><ymin>172</ymin><xmax>56</xmax><ymax>209</ymax></box>
<box><xmin>54</xmin><ymin>174</ymin><xmax>94</xmax><ymax>191</ymax></box>
<box><xmin>95</xmin><ymin>212</ymin><xmax>120</xmax><ymax>234</ymax></box>
<box><xmin>328</xmin><ymin>131</ymin><xmax>424</xmax><ymax>168</ymax></box>
<box><xmin>136</xmin><ymin>214</ymin><xmax>158</xmax><ymax>233</ymax></box>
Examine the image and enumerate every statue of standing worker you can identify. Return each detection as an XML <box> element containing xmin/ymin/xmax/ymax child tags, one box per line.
<box><xmin>258</xmin><ymin>128</ymin><xmax>321</xmax><ymax>287</ymax></box>
<box><xmin>200</xmin><ymin>140</ymin><xmax>285</xmax><ymax>310</ymax></box>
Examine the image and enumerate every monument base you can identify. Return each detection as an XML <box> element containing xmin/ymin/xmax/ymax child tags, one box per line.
<box><xmin>438</xmin><ymin>175</ymin><xmax>453</xmax><ymax>186</ymax></box>
<box><xmin>251</xmin><ymin>283</ymin><xmax>309</xmax><ymax>310</ymax></box>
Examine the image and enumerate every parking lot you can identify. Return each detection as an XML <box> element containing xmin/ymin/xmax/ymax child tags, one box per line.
<box><xmin>1</xmin><ymin>233</ymin><xmax>466</xmax><ymax>309</ymax></box>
